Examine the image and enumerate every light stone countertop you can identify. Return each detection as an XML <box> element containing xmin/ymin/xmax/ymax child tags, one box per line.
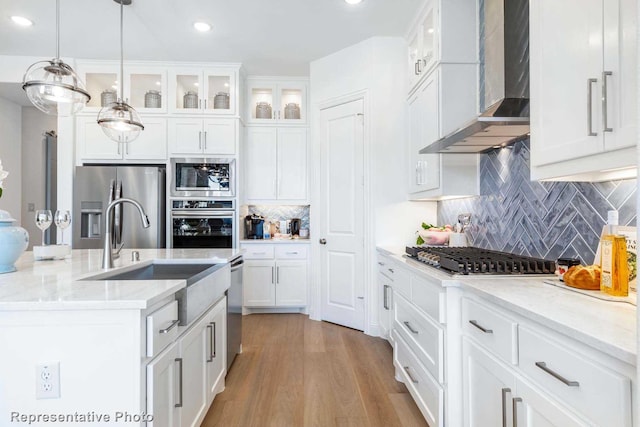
<box><xmin>0</xmin><ymin>248</ymin><xmax>241</xmax><ymax>311</ymax></box>
<box><xmin>377</xmin><ymin>245</ymin><xmax>637</xmax><ymax>364</ymax></box>
<box><xmin>240</xmin><ymin>238</ymin><xmax>311</xmax><ymax>244</ymax></box>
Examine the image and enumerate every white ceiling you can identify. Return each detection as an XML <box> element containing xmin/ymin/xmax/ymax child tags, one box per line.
<box><xmin>0</xmin><ymin>0</ymin><xmax>420</xmax><ymax>76</ymax></box>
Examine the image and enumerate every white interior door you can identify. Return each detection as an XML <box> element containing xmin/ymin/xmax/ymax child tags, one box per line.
<box><xmin>319</xmin><ymin>99</ymin><xmax>365</xmax><ymax>331</ymax></box>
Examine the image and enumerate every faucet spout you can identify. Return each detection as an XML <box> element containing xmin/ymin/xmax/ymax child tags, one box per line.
<box><xmin>102</xmin><ymin>197</ymin><xmax>151</xmax><ymax>270</ymax></box>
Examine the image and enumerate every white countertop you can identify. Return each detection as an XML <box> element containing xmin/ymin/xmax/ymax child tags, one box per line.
<box><xmin>0</xmin><ymin>248</ymin><xmax>241</xmax><ymax>311</ymax></box>
<box><xmin>240</xmin><ymin>238</ymin><xmax>311</xmax><ymax>244</ymax></box>
<box><xmin>377</xmin><ymin>246</ymin><xmax>637</xmax><ymax>364</ymax></box>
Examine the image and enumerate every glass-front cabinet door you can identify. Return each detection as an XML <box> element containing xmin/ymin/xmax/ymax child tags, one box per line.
<box><xmin>169</xmin><ymin>68</ymin><xmax>237</xmax><ymax>115</ymax></box>
<box><xmin>246</xmin><ymin>80</ymin><xmax>307</xmax><ymax>124</ymax></box>
<box><xmin>78</xmin><ymin>63</ymin><xmax>121</xmax><ymax>113</ymax></box>
<box><xmin>125</xmin><ymin>67</ymin><xmax>167</xmax><ymax>113</ymax></box>
<box><xmin>420</xmin><ymin>2</ymin><xmax>439</xmax><ymax>76</ymax></box>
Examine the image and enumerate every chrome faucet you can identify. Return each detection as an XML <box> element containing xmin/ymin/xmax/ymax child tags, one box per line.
<box><xmin>102</xmin><ymin>198</ymin><xmax>150</xmax><ymax>269</ymax></box>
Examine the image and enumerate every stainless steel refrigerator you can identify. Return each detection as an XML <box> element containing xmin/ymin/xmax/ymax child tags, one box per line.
<box><xmin>73</xmin><ymin>166</ymin><xmax>166</xmax><ymax>249</ymax></box>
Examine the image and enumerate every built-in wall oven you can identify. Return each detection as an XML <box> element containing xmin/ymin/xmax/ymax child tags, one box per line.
<box><xmin>170</xmin><ymin>158</ymin><xmax>236</xmax><ymax>198</ymax></box>
<box><xmin>170</xmin><ymin>200</ymin><xmax>235</xmax><ymax>248</ymax></box>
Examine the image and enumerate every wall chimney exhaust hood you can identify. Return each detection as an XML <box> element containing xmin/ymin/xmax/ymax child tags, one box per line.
<box><xmin>421</xmin><ymin>0</ymin><xmax>530</xmax><ymax>154</ymax></box>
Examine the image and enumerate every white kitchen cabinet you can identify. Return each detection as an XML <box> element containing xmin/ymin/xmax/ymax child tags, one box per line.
<box><xmin>124</xmin><ymin>66</ymin><xmax>168</xmax><ymax>114</ymax></box>
<box><xmin>406</xmin><ymin>0</ymin><xmax>477</xmax><ymax>94</ymax></box>
<box><xmin>146</xmin><ymin>341</ymin><xmax>181</xmax><ymax>427</ymax></box>
<box><xmin>246</xmin><ymin>78</ymin><xmax>307</xmax><ymax>124</ymax></box>
<box><xmin>205</xmin><ymin>297</ymin><xmax>226</xmax><ymax>402</ymax></box>
<box><xmin>169</xmin><ymin>67</ymin><xmax>238</xmax><ymax>115</ymax></box>
<box><xmin>407</xmin><ymin>66</ymin><xmax>479</xmax><ymax>200</ymax></box>
<box><xmin>245</xmin><ymin>127</ymin><xmax>307</xmax><ymax>203</ymax></box>
<box><xmin>77</xmin><ymin>62</ymin><xmax>121</xmax><ymax>113</ymax></box>
<box><xmin>460</xmin><ymin>293</ymin><xmax>633</xmax><ymax>427</ymax></box>
<box><xmin>179</xmin><ymin>311</ymin><xmax>209</xmax><ymax>427</ymax></box>
<box><xmin>168</xmin><ymin>118</ymin><xmax>237</xmax><ymax>156</ymax></box>
<box><xmin>530</xmin><ymin>0</ymin><xmax>637</xmax><ymax>181</ymax></box>
<box><xmin>78</xmin><ymin>116</ymin><xmax>167</xmax><ymax>162</ymax></box>
<box><xmin>242</xmin><ymin>243</ymin><xmax>308</xmax><ymax>308</ymax></box>
<box><xmin>377</xmin><ymin>255</ymin><xmax>394</xmax><ymax>340</ymax></box>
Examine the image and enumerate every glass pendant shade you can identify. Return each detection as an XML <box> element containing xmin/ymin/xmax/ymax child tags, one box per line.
<box><xmin>97</xmin><ymin>101</ymin><xmax>144</xmax><ymax>143</ymax></box>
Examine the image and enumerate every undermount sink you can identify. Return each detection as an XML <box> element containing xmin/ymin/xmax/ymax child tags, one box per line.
<box><xmin>81</xmin><ymin>263</ymin><xmax>220</xmax><ymax>285</ymax></box>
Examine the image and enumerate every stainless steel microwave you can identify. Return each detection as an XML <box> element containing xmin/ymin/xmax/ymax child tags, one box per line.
<box><xmin>170</xmin><ymin>158</ymin><xmax>236</xmax><ymax>198</ymax></box>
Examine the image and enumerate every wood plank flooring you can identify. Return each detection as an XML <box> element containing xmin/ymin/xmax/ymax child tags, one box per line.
<box><xmin>201</xmin><ymin>314</ymin><xmax>428</xmax><ymax>427</ymax></box>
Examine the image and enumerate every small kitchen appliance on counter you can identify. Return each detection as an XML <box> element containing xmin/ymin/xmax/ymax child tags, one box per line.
<box><xmin>406</xmin><ymin>246</ymin><xmax>555</xmax><ymax>275</ymax></box>
<box><xmin>244</xmin><ymin>215</ymin><xmax>265</xmax><ymax>239</ymax></box>
<box><xmin>290</xmin><ymin>218</ymin><xmax>301</xmax><ymax>237</ymax></box>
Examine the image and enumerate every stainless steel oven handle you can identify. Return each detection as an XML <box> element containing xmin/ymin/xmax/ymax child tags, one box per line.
<box><xmin>171</xmin><ymin>211</ymin><xmax>234</xmax><ymax>218</ymax></box>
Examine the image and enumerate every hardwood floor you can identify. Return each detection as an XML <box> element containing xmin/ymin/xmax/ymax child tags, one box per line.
<box><xmin>201</xmin><ymin>314</ymin><xmax>428</xmax><ymax>427</ymax></box>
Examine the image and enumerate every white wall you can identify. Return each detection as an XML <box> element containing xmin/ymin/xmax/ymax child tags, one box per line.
<box><xmin>0</xmin><ymin>97</ymin><xmax>22</xmax><ymax>221</ymax></box>
<box><xmin>21</xmin><ymin>107</ymin><xmax>57</xmax><ymax>249</ymax></box>
<box><xmin>310</xmin><ymin>37</ymin><xmax>437</xmax><ymax>333</ymax></box>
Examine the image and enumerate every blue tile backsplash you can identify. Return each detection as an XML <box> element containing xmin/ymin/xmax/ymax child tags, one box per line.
<box><xmin>438</xmin><ymin>139</ymin><xmax>637</xmax><ymax>263</ymax></box>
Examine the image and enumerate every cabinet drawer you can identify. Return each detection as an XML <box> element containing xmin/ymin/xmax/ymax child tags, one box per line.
<box><xmin>242</xmin><ymin>244</ymin><xmax>275</xmax><ymax>259</ymax></box>
<box><xmin>393</xmin><ymin>330</ymin><xmax>444</xmax><ymax>427</ymax></box>
<box><xmin>461</xmin><ymin>297</ymin><xmax>518</xmax><ymax>365</ymax></box>
<box><xmin>411</xmin><ymin>275</ymin><xmax>445</xmax><ymax>323</ymax></box>
<box><xmin>147</xmin><ymin>301</ymin><xmax>179</xmax><ymax>357</ymax></box>
<box><xmin>386</xmin><ymin>263</ymin><xmax>411</xmax><ymax>299</ymax></box>
<box><xmin>394</xmin><ymin>293</ymin><xmax>444</xmax><ymax>383</ymax></box>
<box><xmin>275</xmin><ymin>245</ymin><xmax>308</xmax><ymax>259</ymax></box>
<box><xmin>519</xmin><ymin>326</ymin><xmax>632</xmax><ymax>427</ymax></box>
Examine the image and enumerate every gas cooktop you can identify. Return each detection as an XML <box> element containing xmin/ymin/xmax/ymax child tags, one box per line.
<box><xmin>405</xmin><ymin>246</ymin><xmax>556</xmax><ymax>275</ymax></box>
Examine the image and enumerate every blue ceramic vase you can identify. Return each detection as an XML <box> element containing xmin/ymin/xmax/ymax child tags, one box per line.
<box><xmin>0</xmin><ymin>210</ymin><xmax>29</xmax><ymax>273</ymax></box>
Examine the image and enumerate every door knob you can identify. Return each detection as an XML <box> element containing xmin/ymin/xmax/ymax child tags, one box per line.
<box><xmin>319</xmin><ymin>238</ymin><xmax>327</xmax><ymax>245</ymax></box>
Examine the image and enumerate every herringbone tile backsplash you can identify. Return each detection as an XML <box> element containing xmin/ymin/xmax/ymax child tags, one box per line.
<box><xmin>438</xmin><ymin>139</ymin><xmax>637</xmax><ymax>263</ymax></box>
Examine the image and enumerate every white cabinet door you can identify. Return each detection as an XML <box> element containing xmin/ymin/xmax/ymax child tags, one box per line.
<box><xmin>179</xmin><ymin>316</ymin><xmax>208</xmax><ymax>427</ymax></box>
<box><xmin>462</xmin><ymin>338</ymin><xmax>516</xmax><ymax>427</ymax></box>
<box><xmin>243</xmin><ymin>260</ymin><xmax>276</xmax><ymax>306</ymax></box>
<box><xmin>169</xmin><ymin>119</ymin><xmax>204</xmax><ymax>155</ymax></box>
<box><xmin>515</xmin><ymin>379</ymin><xmax>585</xmax><ymax>427</ymax></box>
<box><xmin>203</xmin><ymin>118</ymin><xmax>236</xmax><ymax>155</ymax></box>
<box><xmin>275</xmin><ymin>260</ymin><xmax>307</xmax><ymax>306</ymax></box>
<box><xmin>245</xmin><ymin>127</ymin><xmax>277</xmax><ymax>201</ymax></box>
<box><xmin>378</xmin><ymin>274</ymin><xmax>392</xmax><ymax>339</ymax></box>
<box><xmin>146</xmin><ymin>341</ymin><xmax>180</xmax><ymax>427</ymax></box>
<box><xmin>206</xmin><ymin>298</ymin><xmax>226</xmax><ymax>402</ymax></box>
<box><xmin>125</xmin><ymin>118</ymin><xmax>167</xmax><ymax>160</ymax></box>
<box><xmin>276</xmin><ymin>128</ymin><xmax>307</xmax><ymax>200</ymax></box>
<box><xmin>78</xmin><ymin>116</ymin><xmax>122</xmax><ymax>161</ymax></box>
<box><xmin>408</xmin><ymin>73</ymin><xmax>440</xmax><ymax>193</ymax></box>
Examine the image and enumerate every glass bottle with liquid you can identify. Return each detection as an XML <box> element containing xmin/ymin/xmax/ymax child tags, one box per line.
<box><xmin>600</xmin><ymin>210</ymin><xmax>629</xmax><ymax>296</ymax></box>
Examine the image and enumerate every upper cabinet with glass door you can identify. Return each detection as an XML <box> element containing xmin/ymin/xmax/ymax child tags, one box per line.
<box><xmin>406</xmin><ymin>0</ymin><xmax>476</xmax><ymax>95</ymax></box>
<box><xmin>76</xmin><ymin>61</ymin><xmax>121</xmax><ymax>113</ymax></box>
<box><xmin>246</xmin><ymin>78</ymin><xmax>308</xmax><ymax>125</ymax></box>
<box><xmin>124</xmin><ymin>66</ymin><xmax>167</xmax><ymax>114</ymax></box>
<box><xmin>168</xmin><ymin>67</ymin><xmax>238</xmax><ymax>116</ymax></box>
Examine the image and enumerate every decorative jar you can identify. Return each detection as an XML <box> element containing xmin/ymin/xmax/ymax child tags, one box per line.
<box><xmin>144</xmin><ymin>90</ymin><xmax>161</xmax><ymax>108</ymax></box>
<box><xmin>214</xmin><ymin>92</ymin><xmax>230</xmax><ymax>109</ymax></box>
<box><xmin>183</xmin><ymin>91</ymin><xmax>198</xmax><ymax>109</ymax></box>
<box><xmin>0</xmin><ymin>210</ymin><xmax>29</xmax><ymax>273</ymax></box>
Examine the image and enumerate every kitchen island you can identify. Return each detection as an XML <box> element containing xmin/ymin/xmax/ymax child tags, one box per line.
<box><xmin>0</xmin><ymin>248</ymin><xmax>241</xmax><ymax>427</ymax></box>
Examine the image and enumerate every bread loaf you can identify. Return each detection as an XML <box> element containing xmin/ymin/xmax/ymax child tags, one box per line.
<box><xmin>563</xmin><ymin>265</ymin><xmax>601</xmax><ymax>290</ymax></box>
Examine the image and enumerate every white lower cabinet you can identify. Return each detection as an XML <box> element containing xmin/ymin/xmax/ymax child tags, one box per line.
<box><xmin>460</xmin><ymin>294</ymin><xmax>633</xmax><ymax>427</ymax></box>
<box><xmin>147</xmin><ymin>297</ymin><xmax>227</xmax><ymax>427</ymax></box>
<box><xmin>242</xmin><ymin>243</ymin><xmax>308</xmax><ymax>308</ymax></box>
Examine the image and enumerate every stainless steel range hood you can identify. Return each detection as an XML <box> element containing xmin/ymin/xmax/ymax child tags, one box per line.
<box><xmin>421</xmin><ymin>0</ymin><xmax>530</xmax><ymax>154</ymax></box>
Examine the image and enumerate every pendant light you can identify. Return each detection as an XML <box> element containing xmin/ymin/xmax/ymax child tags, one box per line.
<box><xmin>97</xmin><ymin>0</ymin><xmax>144</xmax><ymax>143</ymax></box>
<box><xmin>22</xmin><ymin>0</ymin><xmax>91</xmax><ymax>116</ymax></box>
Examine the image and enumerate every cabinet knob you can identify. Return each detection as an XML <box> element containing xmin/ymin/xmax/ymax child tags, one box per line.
<box><xmin>319</xmin><ymin>238</ymin><xmax>327</xmax><ymax>245</ymax></box>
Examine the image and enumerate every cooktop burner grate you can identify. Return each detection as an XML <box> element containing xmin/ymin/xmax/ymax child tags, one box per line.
<box><xmin>405</xmin><ymin>246</ymin><xmax>556</xmax><ymax>275</ymax></box>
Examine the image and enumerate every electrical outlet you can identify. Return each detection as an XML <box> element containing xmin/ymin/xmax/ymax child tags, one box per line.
<box><xmin>36</xmin><ymin>362</ymin><xmax>60</xmax><ymax>399</ymax></box>
<box><xmin>27</xmin><ymin>203</ymin><xmax>35</xmax><ymax>212</ymax></box>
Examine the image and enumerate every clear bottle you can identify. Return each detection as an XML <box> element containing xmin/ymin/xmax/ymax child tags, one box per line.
<box><xmin>600</xmin><ymin>210</ymin><xmax>629</xmax><ymax>296</ymax></box>
<box><xmin>263</xmin><ymin>220</ymin><xmax>271</xmax><ymax>240</ymax></box>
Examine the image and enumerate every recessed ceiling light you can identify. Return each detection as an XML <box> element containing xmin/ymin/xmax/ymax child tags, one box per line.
<box><xmin>344</xmin><ymin>0</ymin><xmax>363</xmax><ymax>4</ymax></box>
<box><xmin>11</xmin><ymin>16</ymin><xmax>33</xmax><ymax>27</ymax></box>
<box><xmin>193</xmin><ymin>22</ymin><xmax>211</xmax><ymax>32</ymax></box>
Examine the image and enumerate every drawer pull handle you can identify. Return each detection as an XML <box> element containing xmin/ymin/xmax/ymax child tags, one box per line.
<box><xmin>501</xmin><ymin>388</ymin><xmax>511</xmax><ymax>427</ymax></box>
<box><xmin>512</xmin><ymin>397</ymin><xmax>522</xmax><ymax>427</ymax></box>
<box><xmin>253</xmin><ymin>251</ymin><xmax>267</xmax><ymax>255</ymax></box>
<box><xmin>175</xmin><ymin>357</ymin><xmax>183</xmax><ymax>408</ymax></box>
<box><xmin>535</xmin><ymin>361</ymin><xmax>579</xmax><ymax>387</ymax></box>
<box><xmin>469</xmin><ymin>320</ymin><xmax>493</xmax><ymax>334</ymax></box>
<box><xmin>159</xmin><ymin>319</ymin><xmax>179</xmax><ymax>334</ymax></box>
<box><xmin>378</xmin><ymin>261</ymin><xmax>384</xmax><ymax>266</ymax></box>
<box><xmin>388</xmin><ymin>268</ymin><xmax>394</xmax><ymax>273</ymax></box>
<box><xmin>383</xmin><ymin>284</ymin><xmax>390</xmax><ymax>310</ymax></box>
<box><xmin>403</xmin><ymin>321</ymin><xmax>419</xmax><ymax>334</ymax></box>
<box><xmin>206</xmin><ymin>324</ymin><xmax>214</xmax><ymax>362</ymax></box>
<box><xmin>403</xmin><ymin>366</ymin><xmax>419</xmax><ymax>384</ymax></box>
<box><xmin>285</xmin><ymin>251</ymin><xmax>299</xmax><ymax>255</ymax></box>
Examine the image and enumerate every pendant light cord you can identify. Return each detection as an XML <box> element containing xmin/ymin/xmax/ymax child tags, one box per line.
<box><xmin>120</xmin><ymin>0</ymin><xmax>124</xmax><ymax>101</ymax></box>
<box><xmin>55</xmin><ymin>0</ymin><xmax>60</xmax><ymax>59</ymax></box>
